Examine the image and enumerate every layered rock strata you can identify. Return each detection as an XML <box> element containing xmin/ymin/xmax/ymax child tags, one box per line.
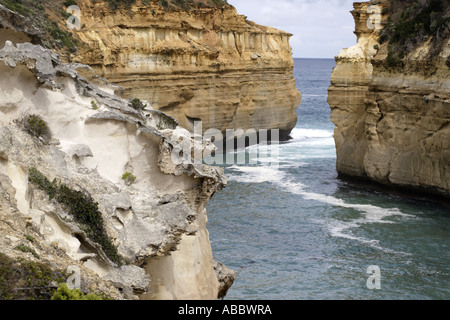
<box><xmin>0</xmin><ymin>40</ymin><xmax>235</xmax><ymax>299</ymax></box>
<box><xmin>328</xmin><ymin>1</ymin><xmax>450</xmax><ymax>197</ymax></box>
<box><xmin>70</xmin><ymin>0</ymin><xmax>301</xmax><ymax>140</ymax></box>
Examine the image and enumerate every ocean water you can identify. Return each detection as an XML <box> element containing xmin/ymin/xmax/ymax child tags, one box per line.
<box><xmin>206</xmin><ymin>58</ymin><xmax>450</xmax><ymax>300</ymax></box>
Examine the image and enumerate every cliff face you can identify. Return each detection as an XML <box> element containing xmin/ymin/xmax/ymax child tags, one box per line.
<box><xmin>70</xmin><ymin>0</ymin><xmax>301</xmax><ymax>140</ymax></box>
<box><xmin>0</xmin><ymin>37</ymin><xmax>235</xmax><ymax>299</ymax></box>
<box><xmin>328</xmin><ymin>1</ymin><xmax>450</xmax><ymax>198</ymax></box>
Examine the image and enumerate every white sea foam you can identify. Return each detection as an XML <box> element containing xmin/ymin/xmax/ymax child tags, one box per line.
<box><xmin>225</xmin><ymin>122</ymin><xmax>414</xmax><ymax>253</ymax></box>
<box><xmin>286</xmin><ymin>180</ymin><xmax>414</xmax><ymax>230</ymax></box>
<box><xmin>285</xmin><ymin>128</ymin><xmax>336</xmax><ymax>151</ymax></box>
<box><xmin>288</xmin><ymin>138</ymin><xmax>336</xmax><ymax>148</ymax></box>
<box><xmin>326</xmin><ymin>220</ymin><xmax>410</xmax><ymax>255</ymax></box>
<box><xmin>222</xmin><ymin>128</ymin><xmax>336</xmax><ymax>166</ymax></box>
<box><xmin>327</xmin><ymin>220</ymin><xmax>367</xmax><ymax>242</ymax></box>
<box><xmin>227</xmin><ymin>165</ymin><xmax>286</xmax><ymax>184</ymax></box>
<box><xmin>229</xmin><ymin>156</ymin><xmax>411</xmax><ymax>223</ymax></box>
<box><xmin>290</xmin><ymin>128</ymin><xmax>334</xmax><ymax>140</ymax></box>
<box><xmin>227</xmin><ymin>163</ymin><xmax>414</xmax><ymax>253</ymax></box>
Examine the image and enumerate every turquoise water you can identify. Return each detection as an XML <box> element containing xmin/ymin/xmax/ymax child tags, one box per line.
<box><xmin>206</xmin><ymin>58</ymin><xmax>450</xmax><ymax>300</ymax></box>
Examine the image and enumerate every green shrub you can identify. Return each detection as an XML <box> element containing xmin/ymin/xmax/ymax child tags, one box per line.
<box><xmin>25</xmin><ymin>235</ymin><xmax>35</xmax><ymax>243</ymax></box>
<box><xmin>48</xmin><ymin>20</ymin><xmax>78</xmax><ymax>51</ymax></box>
<box><xmin>122</xmin><ymin>172</ymin><xmax>136</xmax><ymax>186</ymax></box>
<box><xmin>28</xmin><ymin>168</ymin><xmax>122</xmax><ymax>265</ymax></box>
<box><xmin>23</xmin><ymin>114</ymin><xmax>50</xmax><ymax>139</ymax></box>
<box><xmin>63</xmin><ymin>0</ymin><xmax>78</xmax><ymax>7</ymax></box>
<box><xmin>91</xmin><ymin>100</ymin><xmax>99</xmax><ymax>110</ymax></box>
<box><xmin>160</xmin><ymin>0</ymin><xmax>169</xmax><ymax>9</ymax></box>
<box><xmin>129</xmin><ymin>98</ymin><xmax>147</xmax><ymax>111</ymax></box>
<box><xmin>28</xmin><ymin>167</ymin><xmax>58</xmax><ymax>199</ymax></box>
<box><xmin>14</xmin><ymin>244</ymin><xmax>40</xmax><ymax>259</ymax></box>
<box><xmin>51</xmin><ymin>283</ymin><xmax>106</xmax><ymax>300</ymax></box>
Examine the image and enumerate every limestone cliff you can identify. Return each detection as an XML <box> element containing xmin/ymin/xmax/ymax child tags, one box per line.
<box><xmin>0</xmin><ymin>38</ymin><xmax>235</xmax><ymax>299</ymax></box>
<box><xmin>68</xmin><ymin>0</ymin><xmax>301</xmax><ymax>140</ymax></box>
<box><xmin>328</xmin><ymin>0</ymin><xmax>450</xmax><ymax>198</ymax></box>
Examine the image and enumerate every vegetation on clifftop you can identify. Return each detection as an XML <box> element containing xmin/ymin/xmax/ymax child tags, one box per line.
<box><xmin>0</xmin><ymin>0</ymin><xmax>231</xmax><ymax>58</ymax></box>
<box><xmin>106</xmin><ymin>0</ymin><xmax>229</xmax><ymax>10</ymax></box>
<box><xmin>0</xmin><ymin>0</ymin><xmax>79</xmax><ymax>52</ymax></box>
<box><xmin>379</xmin><ymin>0</ymin><xmax>450</xmax><ymax>67</ymax></box>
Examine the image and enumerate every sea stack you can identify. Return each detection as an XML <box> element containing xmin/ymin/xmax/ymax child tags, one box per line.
<box><xmin>328</xmin><ymin>0</ymin><xmax>450</xmax><ymax>198</ymax></box>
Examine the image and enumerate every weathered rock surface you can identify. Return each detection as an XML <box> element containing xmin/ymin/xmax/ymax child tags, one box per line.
<box><xmin>70</xmin><ymin>0</ymin><xmax>301</xmax><ymax>140</ymax></box>
<box><xmin>328</xmin><ymin>1</ymin><xmax>450</xmax><ymax>197</ymax></box>
<box><xmin>0</xmin><ymin>40</ymin><xmax>234</xmax><ymax>299</ymax></box>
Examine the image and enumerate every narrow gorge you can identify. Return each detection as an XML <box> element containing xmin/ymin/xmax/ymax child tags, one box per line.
<box><xmin>0</xmin><ymin>0</ymin><xmax>301</xmax><ymax>300</ymax></box>
<box><xmin>2</xmin><ymin>0</ymin><xmax>448</xmax><ymax>303</ymax></box>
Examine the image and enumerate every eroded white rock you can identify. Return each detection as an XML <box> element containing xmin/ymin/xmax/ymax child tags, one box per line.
<box><xmin>0</xmin><ymin>41</ymin><xmax>234</xmax><ymax>299</ymax></box>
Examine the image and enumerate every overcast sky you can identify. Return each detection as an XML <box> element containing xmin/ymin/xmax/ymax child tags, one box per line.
<box><xmin>228</xmin><ymin>0</ymin><xmax>358</xmax><ymax>58</ymax></box>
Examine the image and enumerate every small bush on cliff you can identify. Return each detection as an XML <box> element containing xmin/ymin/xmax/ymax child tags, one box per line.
<box><xmin>28</xmin><ymin>168</ymin><xmax>122</xmax><ymax>265</ymax></box>
<box><xmin>129</xmin><ymin>98</ymin><xmax>147</xmax><ymax>111</ymax></box>
<box><xmin>14</xmin><ymin>243</ymin><xmax>40</xmax><ymax>259</ymax></box>
<box><xmin>91</xmin><ymin>100</ymin><xmax>99</xmax><ymax>110</ymax></box>
<box><xmin>48</xmin><ymin>20</ymin><xmax>78</xmax><ymax>52</ymax></box>
<box><xmin>160</xmin><ymin>0</ymin><xmax>169</xmax><ymax>9</ymax></box>
<box><xmin>22</xmin><ymin>114</ymin><xmax>51</xmax><ymax>140</ymax></box>
<box><xmin>63</xmin><ymin>0</ymin><xmax>78</xmax><ymax>7</ymax></box>
<box><xmin>51</xmin><ymin>283</ymin><xmax>106</xmax><ymax>300</ymax></box>
<box><xmin>122</xmin><ymin>172</ymin><xmax>136</xmax><ymax>186</ymax></box>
